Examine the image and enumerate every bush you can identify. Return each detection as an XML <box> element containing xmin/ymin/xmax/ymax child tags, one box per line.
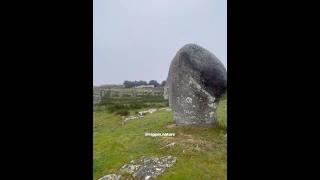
<box><xmin>129</xmin><ymin>102</ymin><xmax>143</xmax><ymax>109</ymax></box>
<box><xmin>115</xmin><ymin>109</ymin><xmax>129</xmax><ymax>116</ymax></box>
<box><xmin>107</xmin><ymin>104</ymin><xmax>127</xmax><ymax>113</ymax></box>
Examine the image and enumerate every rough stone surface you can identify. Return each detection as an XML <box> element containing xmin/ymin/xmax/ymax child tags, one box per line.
<box><xmin>163</xmin><ymin>85</ymin><xmax>169</xmax><ymax>100</ymax></box>
<box><xmin>166</xmin><ymin>43</ymin><xmax>227</xmax><ymax>125</ymax></box>
<box><xmin>98</xmin><ymin>174</ymin><xmax>121</xmax><ymax>180</ymax></box>
<box><xmin>120</xmin><ymin>156</ymin><xmax>177</xmax><ymax>180</ymax></box>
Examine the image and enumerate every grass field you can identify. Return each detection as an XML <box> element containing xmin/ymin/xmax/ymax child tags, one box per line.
<box><xmin>93</xmin><ymin>96</ymin><xmax>227</xmax><ymax>180</ymax></box>
<box><xmin>95</xmin><ymin>96</ymin><xmax>168</xmax><ymax>115</ymax></box>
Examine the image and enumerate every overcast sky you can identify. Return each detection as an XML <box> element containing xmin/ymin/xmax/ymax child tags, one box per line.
<box><xmin>94</xmin><ymin>0</ymin><xmax>227</xmax><ymax>86</ymax></box>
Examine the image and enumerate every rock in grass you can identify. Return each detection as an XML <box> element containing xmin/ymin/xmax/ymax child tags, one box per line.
<box><xmin>98</xmin><ymin>174</ymin><xmax>121</xmax><ymax>180</ymax></box>
<box><xmin>166</xmin><ymin>44</ymin><xmax>227</xmax><ymax>125</ymax></box>
<box><xmin>120</xmin><ymin>156</ymin><xmax>177</xmax><ymax>180</ymax></box>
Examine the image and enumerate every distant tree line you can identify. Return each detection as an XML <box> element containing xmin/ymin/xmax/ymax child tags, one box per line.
<box><xmin>123</xmin><ymin>80</ymin><xmax>166</xmax><ymax>88</ymax></box>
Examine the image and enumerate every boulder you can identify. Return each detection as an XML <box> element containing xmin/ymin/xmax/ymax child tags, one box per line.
<box><xmin>120</xmin><ymin>156</ymin><xmax>177</xmax><ymax>180</ymax></box>
<box><xmin>166</xmin><ymin>44</ymin><xmax>227</xmax><ymax>125</ymax></box>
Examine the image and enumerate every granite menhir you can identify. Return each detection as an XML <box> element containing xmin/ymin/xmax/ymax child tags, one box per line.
<box><xmin>165</xmin><ymin>44</ymin><xmax>227</xmax><ymax>125</ymax></box>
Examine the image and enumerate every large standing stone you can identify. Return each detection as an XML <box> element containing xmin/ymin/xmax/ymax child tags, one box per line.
<box><xmin>166</xmin><ymin>44</ymin><xmax>227</xmax><ymax>125</ymax></box>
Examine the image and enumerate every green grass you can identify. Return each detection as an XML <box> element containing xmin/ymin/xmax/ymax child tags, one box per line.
<box><xmin>216</xmin><ymin>96</ymin><xmax>227</xmax><ymax>129</ymax></box>
<box><xmin>93</xmin><ymin>98</ymin><xmax>227</xmax><ymax>180</ymax></box>
<box><xmin>95</xmin><ymin>96</ymin><xmax>168</xmax><ymax>115</ymax></box>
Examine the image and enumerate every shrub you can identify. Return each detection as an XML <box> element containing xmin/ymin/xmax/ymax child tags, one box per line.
<box><xmin>115</xmin><ymin>109</ymin><xmax>129</xmax><ymax>116</ymax></box>
<box><xmin>107</xmin><ymin>104</ymin><xmax>127</xmax><ymax>113</ymax></box>
<box><xmin>129</xmin><ymin>102</ymin><xmax>143</xmax><ymax>109</ymax></box>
